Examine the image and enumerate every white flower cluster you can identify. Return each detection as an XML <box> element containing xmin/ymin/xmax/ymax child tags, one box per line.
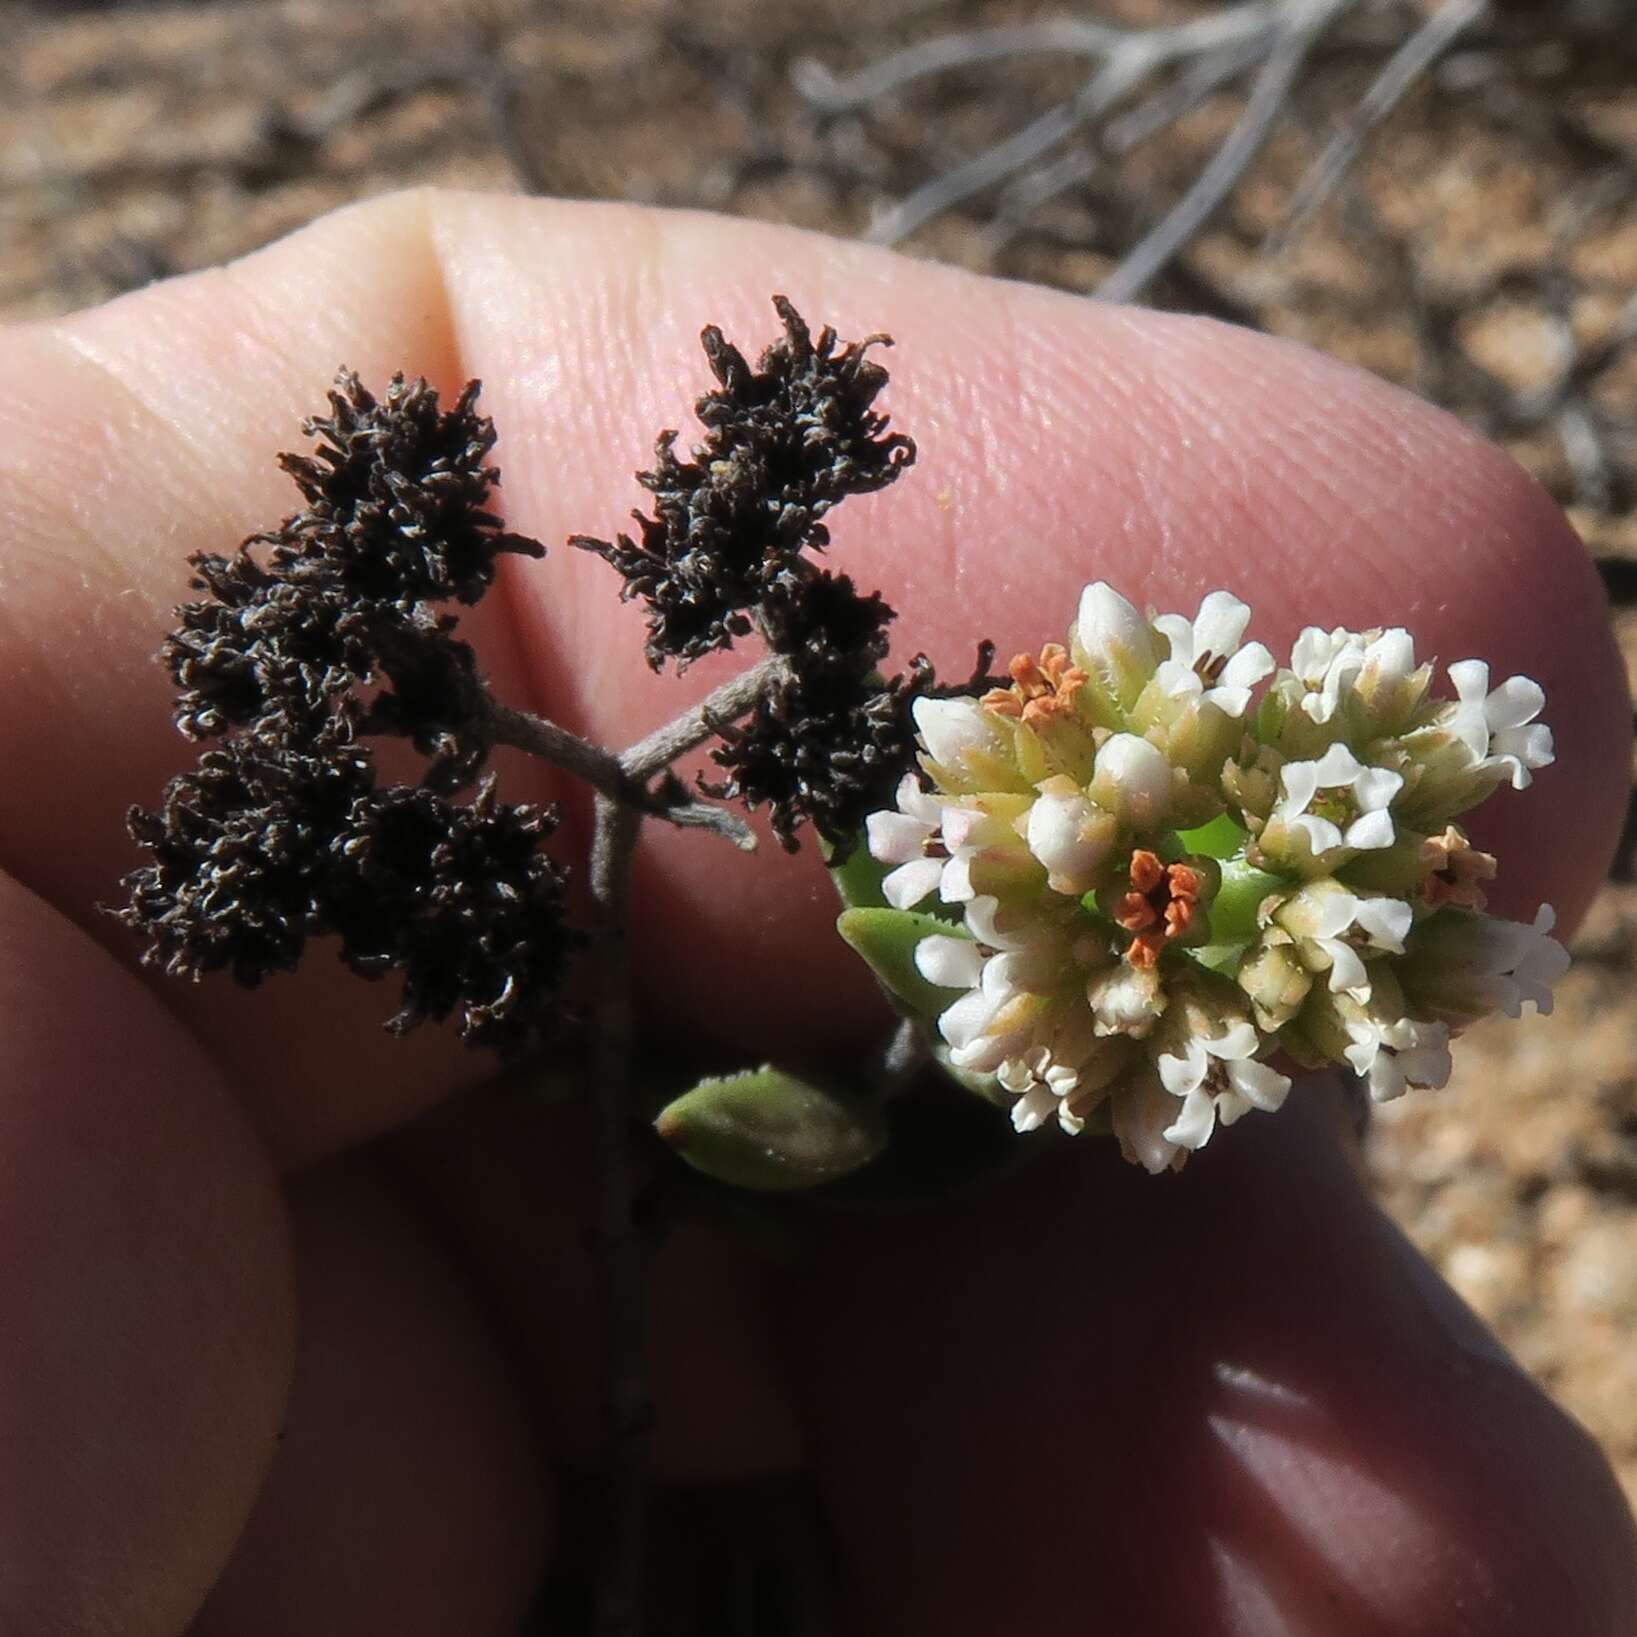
<box><xmin>860</xmin><ymin>583</ymin><xmax>1564</xmax><ymax>1172</ymax></box>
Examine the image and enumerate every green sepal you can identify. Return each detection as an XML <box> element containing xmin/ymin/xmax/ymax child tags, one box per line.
<box><xmin>654</xmin><ymin>1066</ymin><xmax>886</xmax><ymax>1192</ymax></box>
<box><xmin>837</xmin><ymin>906</ymin><xmax>971</xmax><ymax>1020</ymax></box>
<box><xmin>1207</xmin><ymin>857</ymin><xmax>1289</xmax><ymax>946</ymax></box>
<box><xmin>1177</xmin><ymin>812</ymin><xmax>1251</xmax><ymax>860</ymax></box>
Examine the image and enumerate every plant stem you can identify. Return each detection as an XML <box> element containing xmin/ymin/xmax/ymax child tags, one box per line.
<box><xmin>621</xmin><ymin>653</ymin><xmax>790</xmax><ymax>781</ymax></box>
<box><xmin>479</xmin><ymin>696</ymin><xmax>631</xmax><ymax>799</ymax></box>
<box><xmin>575</xmin><ymin>647</ymin><xmax>786</xmax><ymax>1634</ymax></box>
<box><xmin>588</xmin><ymin>791</ymin><xmax>648</xmax><ymax>1637</ymax></box>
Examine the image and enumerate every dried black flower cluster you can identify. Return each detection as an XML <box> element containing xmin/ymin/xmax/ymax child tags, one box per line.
<box><xmin>579</xmin><ymin>297</ymin><xmax>974</xmax><ymax>856</ymax></box>
<box><xmin>119</xmin><ymin>372</ymin><xmax>574</xmax><ymax>1053</ymax></box>
<box><xmin>572</xmin><ymin>297</ymin><xmax>916</xmax><ymax>670</ymax></box>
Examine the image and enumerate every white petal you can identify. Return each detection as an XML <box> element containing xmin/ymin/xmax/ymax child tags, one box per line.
<box><xmin>936</xmin><ymin>987</ymin><xmax>997</xmax><ymax>1050</ymax></box>
<box><xmin>1220</xmin><ymin>641</ymin><xmax>1274</xmax><ymax>690</ymax></box>
<box><xmin>1010</xmin><ymin>1083</ymin><xmax>1055</xmax><ymax>1133</ymax></box>
<box><xmin>1153</xmin><ymin>657</ymin><xmax>1204</xmax><ymax>702</ymax></box>
<box><xmin>1311</xmin><ymin>742</ymin><xmax>1366</xmax><ymax>785</ymax></box>
<box><xmin>1202</xmin><ymin>684</ymin><xmax>1253</xmax><ymax>718</ymax></box>
<box><xmin>938</xmin><ymin>853</ymin><xmax>976</xmax><ymax>903</ymax></box>
<box><xmin>1343</xmin><ymin>809</ymin><xmax>1396</xmax><ymax>851</ymax></box>
<box><xmin>937</xmin><ymin>806</ymin><xmax>981</xmax><ymax>851</ymax></box>
<box><xmin>915</xmin><ymin>935</ymin><xmax>984</xmax><ymax>990</ymax></box>
<box><xmin>1448</xmin><ymin>658</ymin><xmax>1490</xmax><ymax>706</ymax></box>
<box><xmin>1157</xmin><ymin>1042</ymin><xmax>1208</xmax><ymax>1097</ymax></box>
<box><xmin>1204</xmin><ymin>1022</ymin><xmax>1261</xmax><ymax>1061</ymax></box>
<box><xmin>882</xmin><ymin>856</ymin><xmax>944</xmax><ymax>910</ymax></box>
<box><xmin>1092</xmin><ymin>733</ymin><xmax>1172</xmax><ymax>829</ymax></box>
<box><xmin>1291</xmin><ymin>813</ymin><xmax>1346</xmax><ymax>854</ymax></box>
<box><xmin>1162</xmin><ymin>1088</ymin><xmax>1219</xmax><ymax>1151</ymax></box>
<box><xmin>1194</xmin><ymin>590</ymin><xmax>1252</xmax><ymax>657</ymax></box>
<box><xmin>1152</xmin><ymin>613</ymin><xmax>1196</xmax><ymax>666</ymax></box>
<box><xmin>964</xmin><ymin>895</ymin><xmax>1028</xmax><ymax>951</ymax></box>
<box><xmin>1308</xmin><ymin>891</ymin><xmax>1362</xmax><ymax>941</ymax></box>
<box><xmin>1228</xmin><ymin>1058</ymin><xmax>1291</xmax><ymax>1112</ymax></box>
<box><xmin>1276</xmin><ymin>761</ymin><xmax>1321</xmax><ymax>818</ymax></box>
<box><xmin>1488</xmin><ymin>723</ymin><xmax>1554</xmax><ymax>788</ymax></box>
<box><xmin>1077</xmin><ymin>582</ymin><xmax>1153</xmax><ymax>662</ymax></box>
<box><xmin>1363</xmin><ymin>628</ymin><xmax>1415</xmax><ymax>678</ymax></box>
<box><xmin>895</xmin><ymin>773</ymin><xmax>943</xmax><ymax>824</ymax></box>
<box><xmin>1319</xmin><ymin>937</ymin><xmax>1368</xmax><ymax>996</ymax></box>
<box><xmin>1354</xmin><ymin>897</ymin><xmax>1412</xmax><ymax>952</ymax></box>
<box><xmin>1351</xmin><ymin>766</ymin><xmax>1404</xmax><ymax>813</ymax></box>
<box><xmin>913</xmin><ymin>696</ymin><xmax>996</xmax><ymax>769</ymax></box>
<box><xmin>1484</xmin><ymin>674</ymin><xmax>1545</xmax><ymax>732</ymax></box>
<box><xmin>867</xmin><ymin>810</ymin><xmax>933</xmax><ymax>865</ymax></box>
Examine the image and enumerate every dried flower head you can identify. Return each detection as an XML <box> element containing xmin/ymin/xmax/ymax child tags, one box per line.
<box><xmin>853</xmin><ymin>582</ymin><xmax>1563</xmax><ymax>1172</ymax></box>
<box><xmin>572</xmin><ymin>296</ymin><xmax>915</xmax><ymax>669</ymax></box>
<box><xmin>120</xmin><ymin>372</ymin><xmax>574</xmax><ymax>1054</ymax></box>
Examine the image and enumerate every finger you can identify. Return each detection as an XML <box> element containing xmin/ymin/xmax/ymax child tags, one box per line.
<box><xmin>790</xmin><ymin>1087</ymin><xmax>1637</xmax><ymax>1637</ymax></box>
<box><xmin>0</xmin><ymin>870</ymin><xmax>292</xmax><ymax>1634</ymax></box>
<box><xmin>189</xmin><ymin>1159</ymin><xmax>551</xmax><ymax>1637</ymax></box>
<box><xmin>392</xmin><ymin>1091</ymin><xmax>806</xmax><ymax>1482</ymax></box>
<box><xmin>0</xmin><ymin>192</ymin><xmax>1624</xmax><ymax>1166</ymax></box>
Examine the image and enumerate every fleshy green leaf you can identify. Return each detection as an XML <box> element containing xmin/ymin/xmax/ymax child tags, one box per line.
<box><xmin>825</xmin><ymin>835</ymin><xmax>891</xmax><ymax>909</ymax></box>
<box><xmin>655</xmin><ymin>1066</ymin><xmax>886</xmax><ymax>1192</ymax></box>
<box><xmin>837</xmin><ymin>906</ymin><xmax>971</xmax><ymax>1019</ymax></box>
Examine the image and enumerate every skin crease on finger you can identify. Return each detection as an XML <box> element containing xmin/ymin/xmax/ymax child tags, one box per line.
<box><xmin>0</xmin><ymin>192</ymin><xmax>1629</xmax><ymax>1635</ymax></box>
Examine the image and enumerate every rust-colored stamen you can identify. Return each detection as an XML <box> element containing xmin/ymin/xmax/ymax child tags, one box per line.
<box><xmin>981</xmin><ymin>642</ymin><xmax>1087</xmax><ymax>724</ymax></box>
<box><xmin>1113</xmin><ymin>849</ymin><xmax>1202</xmax><ymax>968</ymax></box>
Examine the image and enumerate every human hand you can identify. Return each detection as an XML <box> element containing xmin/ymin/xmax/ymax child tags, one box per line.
<box><xmin>0</xmin><ymin>191</ymin><xmax>1632</xmax><ymax>1635</ymax></box>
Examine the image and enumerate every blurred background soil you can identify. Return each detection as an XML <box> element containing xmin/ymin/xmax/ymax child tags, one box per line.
<box><xmin>3</xmin><ymin>0</ymin><xmax>1635</xmax><ymax>1508</ymax></box>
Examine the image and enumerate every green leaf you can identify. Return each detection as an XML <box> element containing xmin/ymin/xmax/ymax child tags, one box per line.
<box><xmin>655</xmin><ymin>1066</ymin><xmax>886</xmax><ymax>1192</ymax></box>
<box><xmin>837</xmin><ymin>906</ymin><xmax>971</xmax><ymax>1019</ymax></box>
<box><xmin>823</xmin><ymin>834</ymin><xmax>891</xmax><ymax>909</ymax></box>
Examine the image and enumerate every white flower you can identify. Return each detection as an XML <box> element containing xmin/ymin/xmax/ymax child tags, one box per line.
<box><xmin>1024</xmin><ymin>779</ymin><xmax>1116</xmax><ymax>895</ymax></box>
<box><xmin>912</xmin><ymin>695</ymin><xmax>1004</xmax><ymax>773</ymax></box>
<box><xmin>1343</xmin><ymin>1014</ymin><xmax>1452</xmax><ymax>1102</ymax></box>
<box><xmin>1275</xmin><ymin>882</ymin><xmax>1412</xmax><ymax>1000</ymax></box>
<box><xmin>1447</xmin><ymin>660</ymin><xmax>1554</xmax><ymax>790</ymax></box>
<box><xmin>866</xmin><ymin>774</ymin><xmax>952</xmax><ymax>909</ymax></box>
<box><xmin>936</xmin><ymin>951</ymin><xmax>1041</xmax><ymax>1072</ymax></box>
<box><xmin>1507</xmin><ymin>905</ymin><xmax>1570</xmax><ymax>1017</ymax></box>
<box><xmin>1271</xmin><ymin>743</ymin><xmax>1402</xmax><ymax>854</ymax></box>
<box><xmin>1089</xmin><ymin>732</ymin><xmax>1172</xmax><ymax>829</ymax></box>
<box><xmin>1152</xmin><ymin>591</ymin><xmax>1273</xmax><ymax>719</ymax></box>
<box><xmin>1289</xmin><ymin>625</ymin><xmax>1368</xmax><ymax>723</ymax></box>
<box><xmin>1157</xmin><ymin>1024</ymin><xmax>1292</xmax><ymax>1151</ymax></box>
<box><xmin>1001</xmin><ymin>1049</ymin><xmax>1082</xmax><ymax>1133</ymax></box>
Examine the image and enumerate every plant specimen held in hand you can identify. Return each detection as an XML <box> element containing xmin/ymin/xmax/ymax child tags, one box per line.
<box><xmin>116</xmin><ymin>298</ymin><xmax>1564</xmax><ymax>1634</ymax></box>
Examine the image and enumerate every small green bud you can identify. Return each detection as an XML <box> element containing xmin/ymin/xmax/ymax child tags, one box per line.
<box><xmin>655</xmin><ymin>1067</ymin><xmax>886</xmax><ymax>1191</ymax></box>
<box><xmin>1236</xmin><ymin>934</ymin><xmax>1313</xmax><ymax>1030</ymax></box>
